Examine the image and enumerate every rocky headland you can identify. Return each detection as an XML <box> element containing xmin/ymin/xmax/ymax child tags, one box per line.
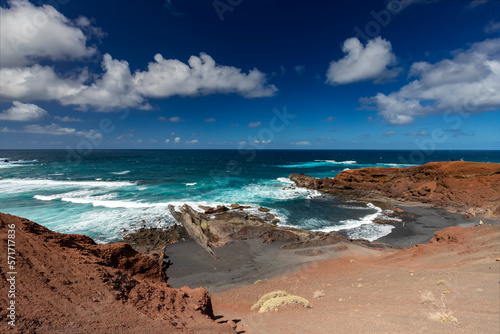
<box><xmin>290</xmin><ymin>161</ymin><xmax>500</xmax><ymax>218</ymax></box>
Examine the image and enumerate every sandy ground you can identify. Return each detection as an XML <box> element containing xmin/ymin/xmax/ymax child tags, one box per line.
<box><xmin>163</xmin><ymin>206</ymin><xmax>500</xmax><ymax>333</ymax></box>
<box><xmin>212</xmin><ymin>225</ymin><xmax>500</xmax><ymax>334</ymax></box>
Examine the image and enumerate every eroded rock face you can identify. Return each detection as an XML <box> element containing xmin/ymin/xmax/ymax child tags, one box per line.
<box><xmin>0</xmin><ymin>213</ymin><xmax>235</xmax><ymax>334</ymax></box>
<box><xmin>291</xmin><ymin>161</ymin><xmax>500</xmax><ymax>218</ymax></box>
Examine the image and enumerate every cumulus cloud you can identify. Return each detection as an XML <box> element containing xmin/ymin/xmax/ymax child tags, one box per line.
<box><xmin>247</xmin><ymin>121</ymin><xmax>261</xmax><ymax>128</ymax></box>
<box><xmin>0</xmin><ymin>0</ymin><xmax>96</xmax><ymax>68</ymax></box>
<box><xmin>361</xmin><ymin>38</ymin><xmax>500</xmax><ymax>125</ymax></box>
<box><xmin>133</xmin><ymin>53</ymin><xmax>277</xmax><ymax>99</ymax></box>
<box><xmin>0</xmin><ymin>101</ymin><xmax>48</xmax><ymax>121</ymax></box>
<box><xmin>326</xmin><ymin>37</ymin><xmax>400</xmax><ymax>85</ymax></box>
<box><xmin>186</xmin><ymin>139</ymin><xmax>198</xmax><ymax>144</ymax></box>
<box><xmin>0</xmin><ymin>64</ymin><xmax>88</xmax><ymax>102</ymax></box>
<box><xmin>58</xmin><ymin>54</ymin><xmax>148</xmax><ymax>110</ymax></box>
<box><xmin>165</xmin><ymin>139</ymin><xmax>170</xmax><ymax>143</ymax></box>
<box><xmin>174</xmin><ymin>137</ymin><xmax>181</xmax><ymax>143</ymax></box>
<box><xmin>0</xmin><ymin>53</ymin><xmax>277</xmax><ymax>110</ymax></box>
<box><xmin>0</xmin><ymin>2</ymin><xmax>277</xmax><ymax>110</ymax></box>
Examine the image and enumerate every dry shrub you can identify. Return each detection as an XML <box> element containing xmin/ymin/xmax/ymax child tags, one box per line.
<box><xmin>313</xmin><ymin>290</ymin><xmax>325</xmax><ymax>299</ymax></box>
<box><xmin>420</xmin><ymin>290</ymin><xmax>435</xmax><ymax>304</ymax></box>
<box><xmin>258</xmin><ymin>295</ymin><xmax>311</xmax><ymax>313</ymax></box>
<box><xmin>251</xmin><ymin>290</ymin><xmax>289</xmax><ymax>310</ymax></box>
<box><xmin>428</xmin><ymin>296</ymin><xmax>458</xmax><ymax>326</ymax></box>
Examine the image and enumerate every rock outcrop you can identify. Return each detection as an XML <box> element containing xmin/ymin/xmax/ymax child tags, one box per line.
<box><xmin>165</xmin><ymin>205</ymin><xmax>392</xmax><ymax>255</ymax></box>
<box><xmin>290</xmin><ymin>161</ymin><xmax>500</xmax><ymax>218</ymax></box>
<box><xmin>168</xmin><ymin>205</ymin><xmax>219</xmax><ymax>260</ymax></box>
<box><xmin>0</xmin><ymin>213</ymin><xmax>235</xmax><ymax>334</ymax></box>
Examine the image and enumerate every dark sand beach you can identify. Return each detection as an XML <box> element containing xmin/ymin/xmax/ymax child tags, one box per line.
<box><xmin>165</xmin><ymin>204</ymin><xmax>497</xmax><ymax>292</ymax></box>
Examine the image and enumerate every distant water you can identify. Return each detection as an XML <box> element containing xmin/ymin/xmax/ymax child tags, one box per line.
<box><xmin>1</xmin><ymin>149</ymin><xmax>499</xmax><ymax>243</ymax></box>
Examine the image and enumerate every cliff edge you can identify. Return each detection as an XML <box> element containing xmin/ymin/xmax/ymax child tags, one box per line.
<box><xmin>0</xmin><ymin>213</ymin><xmax>235</xmax><ymax>334</ymax></box>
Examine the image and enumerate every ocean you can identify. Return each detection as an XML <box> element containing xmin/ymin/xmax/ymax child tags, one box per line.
<box><xmin>1</xmin><ymin>149</ymin><xmax>499</xmax><ymax>243</ymax></box>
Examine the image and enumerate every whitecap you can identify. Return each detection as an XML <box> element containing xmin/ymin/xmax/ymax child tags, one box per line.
<box><xmin>311</xmin><ymin>203</ymin><xmax>395</xmax><ymax>241</ymax></box>
<box><xmin>375</xmin><ymin>163</ymin><xmax>418</xmax><ymax>168</ymax></box>
<box><xmin>277</xmin><ymin>160</ymin><xmax>357</xmax><ymax>168</ymax></box>
<box><xmin>185</xmin><ymin>182</ymin><xmax>197</xmax><ymax>186</ymax></box>
<box><xmin>110</xmin><ymin>170</ymin><xmax>130</xmax><ymax>175</ymax></box>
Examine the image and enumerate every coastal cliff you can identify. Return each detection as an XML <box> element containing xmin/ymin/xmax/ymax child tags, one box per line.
<box><xmin>290</xmin><ymin>161</ymin><xmax>500</xmax><ymax>218</ymax></box>
<box><xmin>0</xmin><ymin>213</ymin><xmax>235</xmax><ymax>334</ymax></box>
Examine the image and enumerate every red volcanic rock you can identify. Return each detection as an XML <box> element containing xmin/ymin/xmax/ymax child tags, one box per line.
<box><xmin>0</xmin><ymin>213</ymin><xmax>235</xmax><ymax>334</ymax></box>
<box><xmin>291</xmin><ymin>161</ymin><xmax>500</xmax><ymax>218</ymax></box>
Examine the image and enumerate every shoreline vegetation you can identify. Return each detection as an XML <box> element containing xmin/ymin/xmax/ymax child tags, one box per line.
<box><xmin>1</xmin><ymin>161</ymin><xmax>499</xmax><ymax>333</ymax></box>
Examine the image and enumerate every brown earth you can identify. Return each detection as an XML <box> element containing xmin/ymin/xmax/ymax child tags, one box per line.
<box><xmin>290</xmin><ymin>161</ymin><xmax>500</xmax><ymax>218</ymax></box>
<box><xmin>214</xmin><ymin>225</ymin><xmax>500</xmax><ymax>333</ymax></box>
<box><xmin>0</xmin><ymin>213</ymin><xmax>236</xmax><ymax>334</ymax></box>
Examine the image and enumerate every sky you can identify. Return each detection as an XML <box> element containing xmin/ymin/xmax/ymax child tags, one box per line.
<box><xmin>0</xmin><ymin>0</ymin><xmax>499</xmax><ymax>150</ymax></box>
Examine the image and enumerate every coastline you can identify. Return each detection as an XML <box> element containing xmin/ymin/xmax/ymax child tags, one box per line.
<box><xmin>376</xmin><ymin>205</ymin><xmax>498</xmax><ymax>248</ymax></box>
<box><xmin>164</xmin><ymin>203</ymin><xmax>498</xmax><ymax>293</ymax></box>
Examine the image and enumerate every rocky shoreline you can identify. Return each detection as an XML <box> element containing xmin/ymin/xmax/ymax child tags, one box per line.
<box><xmin>290</xmin><ymin>161</ymin><xmax>500</xmax><ymax>218</ymax></box>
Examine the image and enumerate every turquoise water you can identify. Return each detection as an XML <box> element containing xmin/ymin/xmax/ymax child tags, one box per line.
<box><xmin>1</xmin><ymin>149</ymin><xmax>498</xmax><ymax>243</ymax></box>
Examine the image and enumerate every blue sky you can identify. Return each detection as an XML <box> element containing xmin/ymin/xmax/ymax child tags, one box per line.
<box><xmin>0</xmin><ymin>0</ymin><xmax>499</xmax><ymax>149</ymax></box>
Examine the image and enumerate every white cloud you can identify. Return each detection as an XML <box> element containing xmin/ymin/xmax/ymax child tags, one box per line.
<box><xmin>485</xmin><ymin>20</ymin><xmax>500</xmax><ymax>33</ymax></box>
<box><xmin>326</xmin><ymin>37</ymin><xmax>400</xmax><ymax>85</ymax></box>
<box><xmin>247</xmin><ymin>121</ymin><xmax>261</xmax><ymax>128</ymax></box>
<box><xmin>291</xmin><ymin>141</ymin><xmax>311</xmax><ymax>146</ymax></box>
<box><xmin>0</xmin><ymin>53</ymin><xmax>277</xmax><ymax>110</ymax></box>
<box><xmin>383</xmin><ymin>131</ymin><xmax>396</xmax><ymax>136</ymax></box>
<box><xmin>361</xmin><ymin>38</ymin><xmax>500</xmax><ymax>125</ymax></box>
<box><xmin>322</xmin><ymin>116</ymin><xmax>335</xmax><ymax>122</ymax></box>
<box><xmin>204</xmin><ymin>117</ymin><xmax>216</xmax><ymax>123</ymax></box>
<box><xmin>59</xmin><ymin>54</ymin><xmax>148</xmax><ymax>110</ymax></box>
<box><xmin>133</xmin><ymin>53</ymin><xmax>277</xmax><ymax>99</ymax></box>
<box><xmin>0</xmin><ymin>0</ymin><xmax>96</xmax><ymax>68</ymax></box>
<box><xmin>0</xmin><ymin>64</ymin><xmax>88</xmax><ymax>102</ymax></box>
<box><xmin>0</xmin><ymin>101</ymin><xmax>48</xmax><ymax>121</ymax></box>
<box><xmin>174</xmin><ymin>137</ymin><xmax>181</xmax><ymax>143</ymax></box>
<box><xmin>1</xmin><ymin>123</ymin><xmax>101</xmax><ymax>139</ymax></box>
<box><xmin>54</xmin><ymin>116</ymin><xmax>83</xmax><ymax>122</ymax></box>
<box><xmin>165</xmin><ymin>139</ymin><xmax>170</xmax><ymax>143</ymax></box>
<box><xmin>168</xmin><ymin>116</ymin><xmax>184</xmax><ymax>122</ymax></box>
<box><xmin>186</xmin><ymin>139</ymin><xmax>198</xmax><ymax>144</ymax></box>
<box><xmin>0</xmin><ymin>2</ymin><xmax>277</xmax><ymax>110</ymax></box>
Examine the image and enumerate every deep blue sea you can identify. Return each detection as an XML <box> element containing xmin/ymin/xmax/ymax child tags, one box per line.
<box><xmin>1</xmin><ymin>149</ymin><xmax>499</xmax><ymax>243</ymax></box>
